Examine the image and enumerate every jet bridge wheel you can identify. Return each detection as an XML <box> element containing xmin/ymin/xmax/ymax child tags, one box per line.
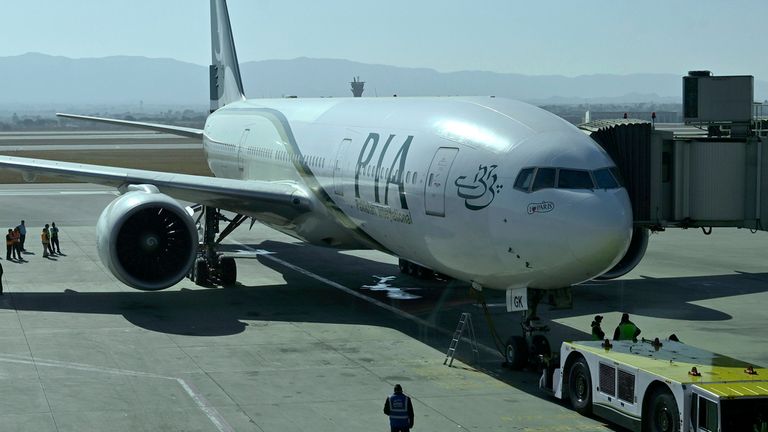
<box><xmin>568</xmin><ymin>356</ymin><xmax>593</xmax><ymax>415</ymax></box>
<box><xmin>645</xmin><ymin>387</ymin><xmax>680</xmax><ymax>432</ymax></box>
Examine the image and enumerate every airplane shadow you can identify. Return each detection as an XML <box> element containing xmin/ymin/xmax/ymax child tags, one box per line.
<box><xmin>0</xmin><ymin>239</ymin><xmax>765</xmax><ymax>340</ymax></box>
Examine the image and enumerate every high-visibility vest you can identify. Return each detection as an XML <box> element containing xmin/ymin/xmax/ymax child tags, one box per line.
<box><xmin>388</xmin><ymin>393</ymin><xmax>410</xmax><ymax>428</ymax></box>
<box><xmin>617</xmin><ymin>322</ymin><xmax>638</xmax><ymax>340</ymax></box>
<box><xmin>41</xmin><ymin>232</ymin><xmax>49</xmax><ymax>243</ymax></box>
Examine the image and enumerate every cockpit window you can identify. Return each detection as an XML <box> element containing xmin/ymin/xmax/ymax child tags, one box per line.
<box><xmin>516</xmin><ymin>166</ymin><xmax>623</xmax><ymax>193</ymax></box>
<box><xmin>593</xmin><ymin>168</ymin><xmax>619</xmax><ymax>189</ymax></box>
<box><xmin>514</xmin><ymin>168</ymin><xmax>535</xmax><ymax>191</ymax></box>
<box><xmin>610</xmin><ymin>167</ymin><xmax>625</xmax><ymax>187</ymax></box>
<box><xmin>557</xmin><ymin>169</ymin><xmax>594</xmax><ymax>189</ymax></box>
<box><xmin>532</xmin><ymin>168</ymin><xmax>556</xmax><ymax>191</ymax></box>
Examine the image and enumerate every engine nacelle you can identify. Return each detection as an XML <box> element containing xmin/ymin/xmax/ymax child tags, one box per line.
<box><xmin>97</xmin><ymin>186</ymin><xmax>198</xmax><ymax>290</ymax></box>
<box><xmin>595</xmin><ymin>227</ymin><xmax>649</xmax><ymax>280</ymax></box>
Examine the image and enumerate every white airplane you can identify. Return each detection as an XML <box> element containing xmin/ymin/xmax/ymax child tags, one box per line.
<box><xmin>0</xmin><ymin>1</ymin><xmax>638</xmax><ymax>358</ymax></box>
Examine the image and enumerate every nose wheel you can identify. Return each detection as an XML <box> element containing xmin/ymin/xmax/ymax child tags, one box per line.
<box><xmin>502</xmin><ymin>290</ymin><xmax>554</xmax><ymax>372</ymax></box>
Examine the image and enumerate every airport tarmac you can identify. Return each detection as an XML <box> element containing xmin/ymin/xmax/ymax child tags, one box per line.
<box><xmin>0</xmin><ymin>175</ymin><xmax>766</xmax><ymax>429</ymax></box>
<box><xmin>0</xmin><ymin>184</ymin><xmax>766</xmax><ymax>432</ymax></box>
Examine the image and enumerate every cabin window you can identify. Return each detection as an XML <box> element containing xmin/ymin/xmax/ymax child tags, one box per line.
<box><xmin>514</xmin><ymin>168</ymin><xmax>535</xmax><ymax>192</ymax></box>
<box><xmin>412</xmin><ymin>172</ymin><xmax>418</xmax><ymax>184</ymax></box>
<box><xmin>557</xmin><ymin>169</ymin><xmax>594</xmax><ymax>189</ymax></box>
<box><xmin>406</xmin><ymin>171</ymin><xmax>412</xmax><ymax>183</ymax></box>
<box><xmin>531</xmin><ymin>168</ymin><xmax>556</xmax><ymax>191</ymax></box>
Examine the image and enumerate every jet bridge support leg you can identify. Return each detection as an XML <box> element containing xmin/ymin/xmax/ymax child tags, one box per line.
<box><xmin>189</xmin><ymin>206</ymin><xmax>241</xmax><ymax>287</ymax></box>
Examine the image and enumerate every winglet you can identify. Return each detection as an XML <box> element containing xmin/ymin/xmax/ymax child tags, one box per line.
<box><xmin>210</xmin><ymin>0</ymin><xmax>246</xmax><ymax>112</ymax></box>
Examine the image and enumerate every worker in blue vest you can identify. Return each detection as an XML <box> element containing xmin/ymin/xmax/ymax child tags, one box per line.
<box><xmin>613</xmin><ymin>313</ymin><xmax>641</xmax><ymax>342</ymax></box>
<box><xmin>383</xmin><ymin>384</ymin><xmax>414</xmax><ymax>432</ymax></box>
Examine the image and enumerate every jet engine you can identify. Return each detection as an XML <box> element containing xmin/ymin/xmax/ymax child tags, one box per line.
<box><xmin>595</xmin><ymin>227</ymin><xmax>649</xmax><ymax>280</ymax></box>
<box><xmin>96</xmin><ymin>185</ymin><xmax>198</xmax><ymax>290</ymax></box>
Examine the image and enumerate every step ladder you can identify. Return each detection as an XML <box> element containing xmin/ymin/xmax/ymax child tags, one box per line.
<box><xmin>443</xmin><ymin>312</ymin><xmax>479</xmax><ymax>367</ymax></box>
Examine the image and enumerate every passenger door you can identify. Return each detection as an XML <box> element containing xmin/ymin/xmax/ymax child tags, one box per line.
<box><xmin>424</xmin><ymin>147</ymin><xmax>458</xmax><ymax>217</ymax></box>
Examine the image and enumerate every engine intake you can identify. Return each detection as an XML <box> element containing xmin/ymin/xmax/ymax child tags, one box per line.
<box><xmin>596</xmin><ymin>227</ymin><xmax>649</xmax><ymax>280</ymax></box>
<box><xmin>97</xmin><ymin>187</ymin><xmax>197</xmax><ymax>290</ymax></box>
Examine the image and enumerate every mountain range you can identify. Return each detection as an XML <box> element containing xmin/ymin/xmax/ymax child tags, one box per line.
<box><xmin>1</xmin><ymin>53</ymin><xmax>766</xmax><ymax>107</ymax></box>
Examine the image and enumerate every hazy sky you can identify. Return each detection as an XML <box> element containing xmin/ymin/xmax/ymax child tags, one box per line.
<box><xmin>3</xmin><ymin>1</ymin><xmax>767</xmax><ymax>80</ymax></box>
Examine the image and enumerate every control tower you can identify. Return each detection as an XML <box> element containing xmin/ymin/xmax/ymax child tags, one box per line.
<box><xmin>350</xmin><ymin>76</ymin><xmax>365</xmax><ymax>97</ymax></box>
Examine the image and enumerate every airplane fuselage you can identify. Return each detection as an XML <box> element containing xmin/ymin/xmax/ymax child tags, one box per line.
<box><xmin>202</xmin><ymin>96</ymin><xmax>633</xmax><ymax>291</ymax></box>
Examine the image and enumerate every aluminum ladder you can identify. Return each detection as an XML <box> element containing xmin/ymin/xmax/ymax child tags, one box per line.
<box><xmin>443</xmin><ymin>312</ymin><xmax>479</xmax><ymax>367</ymax></box>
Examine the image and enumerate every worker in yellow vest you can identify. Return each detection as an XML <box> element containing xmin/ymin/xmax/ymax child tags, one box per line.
<box><xmin>613</xmin><ymin>313</ymin><xmax>641</xmax><ymax>342</ymax></box>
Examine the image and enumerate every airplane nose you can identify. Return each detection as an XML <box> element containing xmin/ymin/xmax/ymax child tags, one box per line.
<box><xmin>567</xmin><ymin>190</ymin><xmax>633</xmax><ymax>276</ymax></box>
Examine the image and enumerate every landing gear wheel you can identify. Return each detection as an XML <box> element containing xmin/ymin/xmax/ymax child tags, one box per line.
<box><xmin>220</xmin><ymin>257</ymin><xmax>237</xmax><ymax>286</ymax></box>
<box><xmin>398</xmin><ymin>258</ymin><xmax>408</xmax><ymax>274</ymax></box>
<box><xmin>504</xmin><ymin>336</ymin><xmax>528</xmax><ymax>370</ymax></box>
<box><xmin>193</xmin><ymin>258</ymin><xmax>210</xmax><ymax>286</ymax></box>
<box><xmin>530</xmin><ymin>334</ymin><xmax>551</xmax><ymax>371</ymax></box>
<box><xmin>568</xmin><ymin>357</ymin><xmax>592</xmax><ymax>415</ymax></box>
<box><xmin>415</xmin><ymin>266</ymin><xmax>434</xmax><ymax>279</ymax></box>
<box><xmin>646</xmin><ymin>388</ymin><xmax>680</xmax><ymax>432</ymax></box>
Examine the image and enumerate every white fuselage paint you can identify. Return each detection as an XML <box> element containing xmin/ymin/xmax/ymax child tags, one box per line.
<box><xmin>202</xmin><ymin>96</ymin><xmax>633</xmax><ymax>291</ymax></box>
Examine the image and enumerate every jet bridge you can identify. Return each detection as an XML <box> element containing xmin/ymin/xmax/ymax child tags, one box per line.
<box><xmin>580</xmin><ymin>72</ymin><xmax>767</xmax><ymax>233</ymax></box>
<box><xmin>581</xmin><ymin>119</ymin><xmax>767</xmax><ymax>231</ymax></box>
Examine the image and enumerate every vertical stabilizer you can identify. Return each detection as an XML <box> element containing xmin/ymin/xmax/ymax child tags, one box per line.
<box><xmin>210</xmin><ymin>0</ymin><xmax>246</xmax><ymax>112</ymax></box>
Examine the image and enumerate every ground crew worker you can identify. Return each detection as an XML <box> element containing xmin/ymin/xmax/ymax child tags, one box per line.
<box><xmin>5</xmin><ymin>229</ymin><xmax>14</xmax><ymax>261</ymax></box>
<box><xmin>43</xmin><ymin>224</ymin><xmax>54</xmax><ymax>255</ymax></box>
<box><xmin>16</xmin><ymin>220</ymin><xmax>26</xmax><ymax>251</ymax></box>
<box><xmin>383</xmin><ymin>384</ymin><xmax>414</xmax><ymax>432</ymax></box>
<box><xmin>0</xmin><ymin>260</ymin><xmax>4</xmax><ymax>295</ymax></box>
<box><xmin>41</xmin><ymin>227</ymin><xmax>51</xmax><ymax>258</ymax></box>
<box><xmin>50</xmin><ymin>222</ymin><xmax>61</xmax><ymax>254</ymax></box>
<box><xmin>590</xmin><ymin>315</ymin><xmax>605</xmax><ymax>340</ymax></box>
<box><xmin>12</xmin><ymin>228</ymin><xmax>22</xmax><ymax>260</ymax></box>
<box><xmin>613</xmin><ymin>313</ymin><xmax>641</xmax><ymax>342</ymax></box>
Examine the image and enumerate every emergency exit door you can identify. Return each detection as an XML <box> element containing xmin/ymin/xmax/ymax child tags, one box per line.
<box><xmin>333</xmin><ymin>138</ymin><xmax>351</xmax><ymax>196</ymax></box>
<box><xmin>425</xmin><ymin>147</ymin><xmax>459</xmax><ymax>216</ymax></box>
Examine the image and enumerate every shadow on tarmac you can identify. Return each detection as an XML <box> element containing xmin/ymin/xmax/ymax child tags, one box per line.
<box><xmin>0</xmin><ymin>239</ymin><xmax>765</xmax><ymax>339</ymax></box>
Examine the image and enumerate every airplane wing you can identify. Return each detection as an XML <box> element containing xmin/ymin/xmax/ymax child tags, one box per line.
<box><xmin>56</xmin><ymin>113</ymin><xmax>203</xmax><ymax>139</ymax></box>
<box><xmin>0</xmin><ymin>155</ymin><xmax>312</xmax><ymax>224</ymax></box>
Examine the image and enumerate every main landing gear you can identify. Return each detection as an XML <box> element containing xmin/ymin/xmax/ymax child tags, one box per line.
<box><xmin>188</xmin><ymin>205</ymin><xmax>247</xmax><ymax>287</ymax></box>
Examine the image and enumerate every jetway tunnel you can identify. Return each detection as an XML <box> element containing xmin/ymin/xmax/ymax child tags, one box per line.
<box><xmin>580</xmin><ymin>119</ymin><xmax>768</xmax><ymax>232</ymax></box>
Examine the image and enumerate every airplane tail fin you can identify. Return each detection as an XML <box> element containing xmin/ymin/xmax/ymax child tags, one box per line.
<box><xmin>210</xmin><ymin>0</ymin><xmax>246</xmax><ymax>112</ymax></box>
